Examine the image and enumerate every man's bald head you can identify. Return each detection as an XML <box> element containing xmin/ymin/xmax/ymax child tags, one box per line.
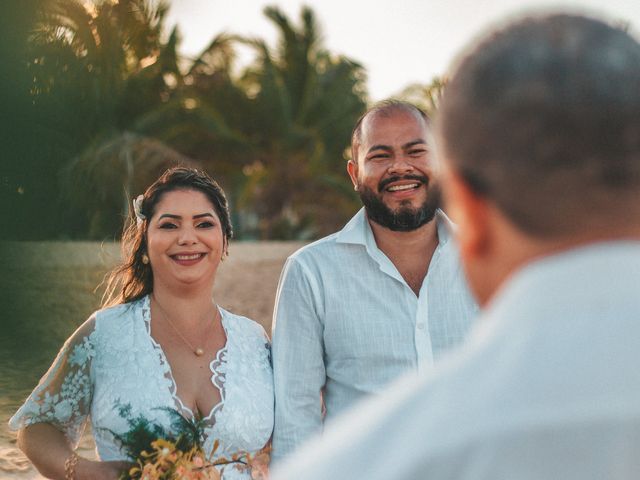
<box><xmin>351</xmin><ymin>100</ymin><xmax>429</xmax><ymax>166</ymax></box>
<box><xmin>437</xmin><ymin>14</ymin><xmax>640</xmax><ymax>238</ymax></box>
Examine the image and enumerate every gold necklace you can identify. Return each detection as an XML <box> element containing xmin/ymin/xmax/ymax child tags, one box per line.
<box><xmin>152</xmin><ymin>295</ymin><xmax>218</xmax><ymax>357</ymax></box>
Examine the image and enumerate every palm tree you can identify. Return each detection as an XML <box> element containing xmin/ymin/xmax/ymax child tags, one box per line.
<box><xmin>61</xmin><ymin>132</ymin><xmax>194</xmax><ymax>237</ymax></box>
<box><xmin>397</xmin><ymin>77</ymin><xmax>447</xmax><ymax>116</ymax></box>
<box><xmin>234</xmin><ymin>6</ymin><xmax>368</xmax><ymax>238</ymax></box>
<box><xmin>29</xmin><ymin>0</ymin><xmax>173</xmax><ymax>139</ymax></box>
<box><xmin>167</xmin><ymin>33</ymin><xmax>254</xmax><ymax>181</ymax></box>
<box><xmin>176</xmin><ymin>6</ymin><xmax>368</xmax><ymax>239</ymax></box>
<box><xmin>21</xmin><ymin>2</ymin><xmax>369</xmax><ymax>240</ymax></box>
<box><xmin>26</xmin><ymin>0</ymin><xmax>194</xmax><ymax>238</ymax></box>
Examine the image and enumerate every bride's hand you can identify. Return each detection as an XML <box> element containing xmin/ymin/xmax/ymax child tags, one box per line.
<box><xmin>77</xmin><ymin>458</ymin><xmax>133</xmax><ymax>480</ymax></box>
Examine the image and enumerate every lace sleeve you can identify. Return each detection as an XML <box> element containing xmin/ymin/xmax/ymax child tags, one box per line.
<box><xmin>8</xmin><ymin>315</ymin><xmax>97</xmax><ymax>448</ymax></box>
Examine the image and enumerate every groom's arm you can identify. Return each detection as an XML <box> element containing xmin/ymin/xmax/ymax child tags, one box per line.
<box><xmin>271</xmin><ymin>255</ymin><xmax>326</xmax><ymax>465</ymax></box>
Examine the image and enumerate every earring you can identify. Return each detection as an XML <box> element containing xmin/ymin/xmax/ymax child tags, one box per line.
<box><xmin>353</xmin><ymin>183</ymin><xmax>359</xmax><ymax>191</ymax></box>
<box><xmin>142</xmin><ymin>254</ymin><xmax>149</xmax><ymax>265</ymax></box>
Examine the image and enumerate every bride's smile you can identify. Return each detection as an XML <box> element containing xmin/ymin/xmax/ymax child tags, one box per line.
<box><xmin>147</xmin><ymin>189</ymin><xmax>225</xmax><ymax>289</ymax></box>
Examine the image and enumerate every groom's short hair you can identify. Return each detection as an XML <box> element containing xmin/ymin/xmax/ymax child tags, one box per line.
<box><xmin>437</xmin><ymin>14</ymin><xmax>640</xmax><ymax>237</ymax></box>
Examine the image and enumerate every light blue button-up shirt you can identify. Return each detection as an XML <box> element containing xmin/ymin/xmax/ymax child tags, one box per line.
<box><xmin>271</xmin><ymin>208</ymin><xmax>477</xmax><ymax>462</ymax></box>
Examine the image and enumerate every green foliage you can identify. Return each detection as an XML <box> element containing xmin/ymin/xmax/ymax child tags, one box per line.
<box><xmin>397</xmin><ymin>77</ymin><xmax>447</xmax><ymax>117</ymax></box>
<box><xmin>28</xmin><ymin>0</ymin><xmax>172</xmax><ymax>138</ymax></box>
<box><xmin>60</xmin><ymin>132</ymin><xmax>195</xmax><ymax>237</ymax></box>
<box><xmin>227</xmin><ymin>6</ymin><xmax>368</xmax><ymax>238</ymax></box>
<box><xmin>104</xmin><ymin>402</ymin><xmax>206</xmax><ymax>463</ymax></box>
<box><xmin>8</xmin><ymin>1</ymin><xmax>370</xmax><ymax>240</ymax></box>
<box><xmin>1</xmin><ymin>0</ymin><xmax>65</xmax><ymax>240</ymax></box>
<box><xmin>4</xmin><ymin>0</ymin><xmax>185</xmax><ymax>239</ymax></box>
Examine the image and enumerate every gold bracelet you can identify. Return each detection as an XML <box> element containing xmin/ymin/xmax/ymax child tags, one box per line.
<box><xmin>64</xmin><ymin>452</ymin><xmax>79</xmax><ymax>480</ymax></box>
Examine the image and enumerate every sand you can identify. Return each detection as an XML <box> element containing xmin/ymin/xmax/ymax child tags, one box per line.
<box><xmin>214</xmin><ymin>241</ymin><xmax>306</xmax><ymax>331</ymax></box>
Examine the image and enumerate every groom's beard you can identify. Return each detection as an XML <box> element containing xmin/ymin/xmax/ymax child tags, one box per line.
<box><xmin>358</xmin><ymin>175</ymin><xmax>441</xmax><ymax>232</ymax></box>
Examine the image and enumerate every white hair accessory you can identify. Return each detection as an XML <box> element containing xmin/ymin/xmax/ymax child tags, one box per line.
<box><xmin>133</xmin><ymin>195</ymin><xmax>146</xmax><ymax>226</ymax></box>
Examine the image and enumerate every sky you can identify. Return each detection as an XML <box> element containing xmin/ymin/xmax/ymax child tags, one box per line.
<box><xmin>165</xmin><ymin>0</ymin><xmax>640</xmax><ymax>101</ymax></box>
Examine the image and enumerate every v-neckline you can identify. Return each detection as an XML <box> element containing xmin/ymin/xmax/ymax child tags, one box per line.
<box><xmin>141</xmin><ymin>295</ymin><xmax>229</xmax><ymax>425</ymax></box>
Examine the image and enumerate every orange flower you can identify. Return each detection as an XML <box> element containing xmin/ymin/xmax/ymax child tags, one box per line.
<box><xmin>248</xmin><ymin>451</ymin><xmax>270</xmax><ymax>480</ymax></box>
<box><xmin>140</xmin><ymin>462</ymin><xmax>159</xmax><ymax>480</ymax></box>
<box><xmin>192</xmin><ymin>455</ymin><xmax>205</xmax><ymax>468</ymax></box>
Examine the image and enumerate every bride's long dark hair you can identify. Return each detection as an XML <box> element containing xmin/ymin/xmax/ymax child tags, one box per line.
<box><xmin>101</xmin><ymin>167</ymin><xmax>233</xmax><ymax>307</ymax></box>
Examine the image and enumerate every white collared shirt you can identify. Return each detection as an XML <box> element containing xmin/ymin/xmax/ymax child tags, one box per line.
<box><xmin>271</xmin><ymin>208</ymin><xmax>477</xmax><ymax>462</ymax></box>
<box><xmin>274</xmin><ymin>242</ymin><xmax>640</xmax><ymax>480</ymax></box>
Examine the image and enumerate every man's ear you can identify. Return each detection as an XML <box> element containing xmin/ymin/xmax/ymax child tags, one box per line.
<box><xmin>443</xmin><ymin>168</ymin><xmax>490</xmax><ymax>258</ymax></box>
<box><xmin>347</xmin><ymin>159</ymin><xmax>359</xmax><ymax>190</ymax></box>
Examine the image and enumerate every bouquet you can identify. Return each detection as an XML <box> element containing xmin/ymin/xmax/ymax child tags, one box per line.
<box><xmin>104</xmin><ymin>403</ymin><xmax>269</xmax><ymax>480</ymax></box>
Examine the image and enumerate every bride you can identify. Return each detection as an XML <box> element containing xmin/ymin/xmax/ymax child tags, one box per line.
<box><xmin>10</xmin><ymin>167</ymin><xmax>273</xmax><ymax>479</ymax></box>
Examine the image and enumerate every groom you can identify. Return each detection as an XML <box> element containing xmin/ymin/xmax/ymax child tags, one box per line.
<box><xmin>274</xmin><ymin>12</ymin><xmax>640</xmax><ymax>479</ymax></box>
<box><xmin>271</xmin><ymin>100</ymin><xmax>477</xmax><ymax>463</ymax></box>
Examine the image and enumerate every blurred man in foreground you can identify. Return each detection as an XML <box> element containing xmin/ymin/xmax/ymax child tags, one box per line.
<box><xmin>274</xmin><ymin>12</ymin><xmax>640</xmax><ymax>480</ymax></box>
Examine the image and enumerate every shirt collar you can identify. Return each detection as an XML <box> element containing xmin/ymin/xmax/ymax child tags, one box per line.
<box><xmin>336</xmin><ymin>207</ymin><xmax>455</xmax><ymax>248</ymax></box>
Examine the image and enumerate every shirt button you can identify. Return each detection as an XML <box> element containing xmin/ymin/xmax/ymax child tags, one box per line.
<box><xmin>417</xmin><ymin>323</ymin><xmax>425</xmax><ymax>330</ymax></box>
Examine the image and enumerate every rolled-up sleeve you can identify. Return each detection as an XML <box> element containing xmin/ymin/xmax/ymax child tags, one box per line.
<box><xmin>271</xmin><ymin>255</ymin><xmax>326</xmax><ymax>464</ymax></box>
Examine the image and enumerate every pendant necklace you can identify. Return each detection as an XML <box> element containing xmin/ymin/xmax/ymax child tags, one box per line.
<box><xmin>152</xmin><ymin>295</ymin><xmax>218</xmax><ymax>357</ymax></box>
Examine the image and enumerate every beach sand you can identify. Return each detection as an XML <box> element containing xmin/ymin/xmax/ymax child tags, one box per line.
<box><xmin>214</xmin><ymin>241</ymin><xmax>306</xmax><ymax>331</ymax></box>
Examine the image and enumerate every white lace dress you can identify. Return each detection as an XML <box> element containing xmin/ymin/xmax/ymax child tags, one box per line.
<box><xmin>9</xmin><ymin>295</ymin><xmax>274</xmax><ymax>479</ymax></box>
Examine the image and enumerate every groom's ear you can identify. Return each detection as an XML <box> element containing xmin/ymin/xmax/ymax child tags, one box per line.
<box><xmin>347</xmin><ymin>159</ymin><xmax>359</xmax><ymax>190</ymax></box>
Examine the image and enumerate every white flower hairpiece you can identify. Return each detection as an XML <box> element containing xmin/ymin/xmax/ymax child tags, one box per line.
<box><xmin>132</xmin><ymin>194</ymin><xmax>146</xmax><ymax>226</ymax></box>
